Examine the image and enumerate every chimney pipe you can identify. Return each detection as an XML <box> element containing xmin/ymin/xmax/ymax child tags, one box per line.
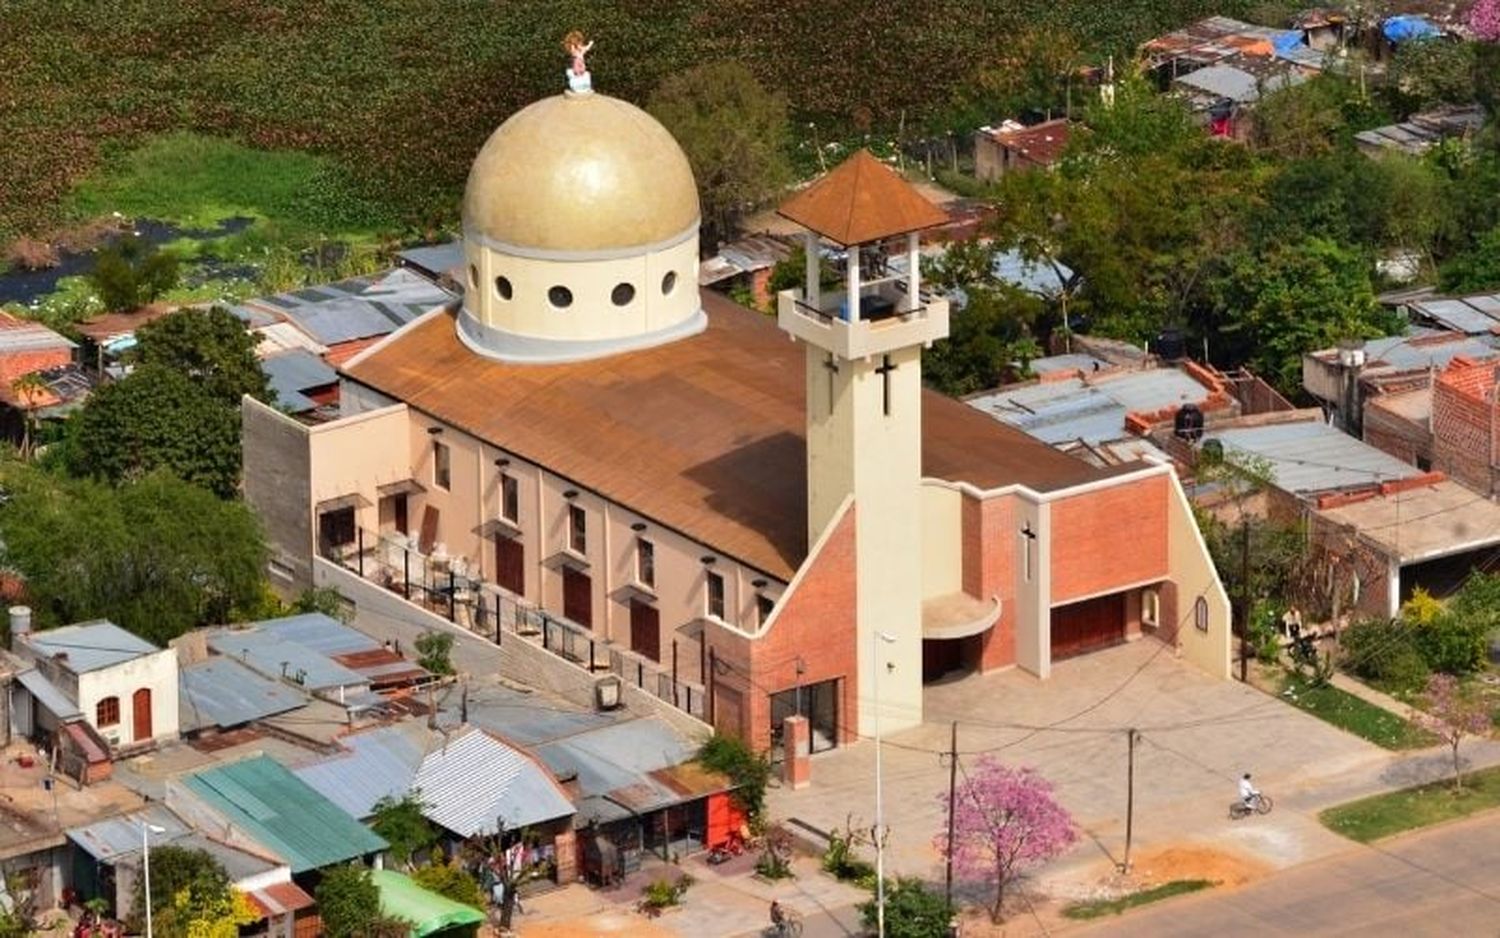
<box><xmin>8</xmin><ymin>606</ymin><xmax>31</xmax><ymax>649</ymax></box>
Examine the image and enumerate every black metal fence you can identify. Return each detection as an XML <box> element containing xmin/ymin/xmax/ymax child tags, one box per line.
<box><xmin>322</xmin><ymin>528</ymin><xmax>706</xmax><ymax>719</ymax></box>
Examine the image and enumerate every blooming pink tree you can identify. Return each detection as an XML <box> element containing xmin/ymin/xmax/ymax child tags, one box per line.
<box><xmin>1416</xmin><ymin>673</ymin><xmax>1492</xmax><ymax>791</ymax></box>
<box><xmin>936</xmin><ymin>758</ymin><xmax>1076</xmax><ymax>922</ymax></box>
<box><xmin>1471</xmin><ymin>0</ymin><xmax>1500</xmax><ymax>42</ymax></box>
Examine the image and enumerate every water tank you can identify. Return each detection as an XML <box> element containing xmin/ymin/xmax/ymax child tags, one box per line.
<box><xmin>1200</xmin><ymin>438</ymin><xmax>1225</xmax><ymax>465</ymax></box>
<box><xmin>7</xmin><ymin>605</ymin><xmax>31</xmax><ymax>649</ymax></box>
<box><xmin>1155</xmin><ymin>328</ymin><xmax>1187</xmax><ymax>362</ymax></box>
<box><xmin>1174</xmin><ymin>402</ymin><xmax>1205</xmax><ymax>442</ymax></box>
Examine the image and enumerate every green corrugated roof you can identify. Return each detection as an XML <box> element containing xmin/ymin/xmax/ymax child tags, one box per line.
<box><xmin>183</xmin><ymin>755</ymin><xmax>386</xmax><ymax>873</ymax></box>
<box><xmin>371</xmin><ymin>869</ymin><xmax>485</xmax><ymax>937</ymax></box>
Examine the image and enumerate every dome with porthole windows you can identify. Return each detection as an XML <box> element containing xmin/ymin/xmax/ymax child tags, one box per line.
<box><xmin>457</xmin><ymin>87</ymin><xmax>706</xmax><ymax>365</ymax></box>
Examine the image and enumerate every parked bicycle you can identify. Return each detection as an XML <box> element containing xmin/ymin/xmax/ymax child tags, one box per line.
<box><xmin>767</xmin><ymin>901</ymin><xmax>803</xmax><ymax>937</ymax></box>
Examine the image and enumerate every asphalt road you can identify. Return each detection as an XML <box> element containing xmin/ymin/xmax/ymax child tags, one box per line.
<box><xmin>1080</xmin><ymin>812</ymin><xmax>1500</xmax><ymax>937</ymax></box>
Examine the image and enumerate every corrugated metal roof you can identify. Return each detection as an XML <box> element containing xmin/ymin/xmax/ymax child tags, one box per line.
<box><xmin>532</xmin><ymin>716</ymin><xmax>699</xmax><ymax>815</ymax></box>
<box><xmin>24</xmin><ymin>621</ymin><xmax>158</xmax><ymax>673</ymax></box>
<box><xmin>261</xmin><ymin>348</ymin><xmax>336</xmax><ymax>414</ymax></box>
<box><xmin>397</xmin><ymin>242</ymin><xmax>464</xmax><ymax>280</ymax></box>
<box><xmin>1409</xmin><ymin>296</ymin><xmax>1500</xmax><ymax>335</ymax></box>
<box><xmin>990</xmin><ymin>249</ymin><xmax>1072</xmax><ymax>297</ymax></box>
<box><xmin>1175</xmin><ymin>63</ymin><xmax>1304</xmax><ymax>103</ymax></box>
<box><xmin>17</xmin><ymin>669</ymin><xmax>81</xmax><ymax>721</ymax></box>
<box><xmin>0</xmin><ymin>313</ymin><xmax>76</xmax><ymax>354</ymax></box>
<box><xmin>1207</xmin><ymin>420</ymin><xmax>1423</xmax><ymax>494</ymax></box>
<box><xmin>453</xmin><ymin>682</ymin><xmax>621</xmax><ymax>745</ymax></box>
<box><xmin>252</xmin><ymin>614</ymin><xmax>428</xmax><ymax>687</ymax></box>
<box><xmin>174</xmin><ymin>832</ymin><xmax>282</xmax><ymax>883</ymax></box>
<box><xmin>67</xmin><ymin>804</ymin><xmax>191</xmax><ymax>862</ymax></box>
<box><xmin>413</xmin><ymin>729</ymin><xmax>573</xmax><ymax>836</ymax></box>
<box><xmin>967</xmin><ymin>368</ymin><xmax>1211</xmax><ymax>445</ymax></box>
<box><xmin>293</xmin><ymin>723</ymin><xmax>427</xmax><ymax>819</ymax></box>
<box><xmin>235</xmin><ymin>268</ymin><xmax>455</xmax><ymax>348</ymax></box>
<box><xmin>183</xmin><ymin>755</ymin><xmax>387</xmax><ymax>873</ymax></box>
<box><xmin>206</xmin><ymin>626</ymin><xmax>370</xmax><ymax>693</ymax></box>
<box><xmin>179</xmin><ymin>657</ymin><xmax>309</xmax><ymax>732</ymax></box>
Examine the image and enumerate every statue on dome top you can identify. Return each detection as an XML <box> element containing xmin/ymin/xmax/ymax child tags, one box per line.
<box><xmin>563</xmin><ymin>31</ymin><xmax>595</xmax><ymax>93</ymax></box>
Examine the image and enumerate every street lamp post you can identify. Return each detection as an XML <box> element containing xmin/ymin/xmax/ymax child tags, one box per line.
<box><xmin>873</xmin><ymin>630</ymin><xmax>896</xmax><ymax>938</ymax></box>
<box><xmin>142</xmin><ymin>821</ymin><xmax>167</xmax><ymax>938</ymax></box>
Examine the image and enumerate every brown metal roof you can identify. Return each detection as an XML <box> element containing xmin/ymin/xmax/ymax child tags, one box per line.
<box><xmin>777</xmin><ymin>150</ymin><xmax>949</xmax><ymax>247</ymax></box>
<box><xmin>343</xmin><ymin>293</ymin><xmax>1110</xmax><ymax>580</ymax></box>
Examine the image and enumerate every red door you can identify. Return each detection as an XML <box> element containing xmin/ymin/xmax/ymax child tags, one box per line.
<box><xmin>562</xmin><ymin>566</ymin><xmax>592</xmax><ymax>628</ymax></box>
<box><xmin>629</xmin><ymin>599</ymin><xmax>660</xmax><ymax>662</ymax></box>
<box><xmin>494</xmin><ymin>534</ymin><xmax>524</xmax><ymax>596</ymax></box>
<box><xmin>132</xmin><ymin>688</ymin><xmax>152</xmax><ymax>742</ymax></box>
<box><xmin>1050</xmin><ymin>593</ymin><xmax>1126</xmax><ymax>660</ymax></box>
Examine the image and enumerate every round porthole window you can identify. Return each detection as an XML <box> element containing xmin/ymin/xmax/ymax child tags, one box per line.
<box><xmin>611</xmin><ymin>283</ymin><xmax>636</xmax><ymax>306</ymax></box>
<box><xmin>548</xmin><ymin>285</ymin><xmax>573</xmax><ymax>308</ymax></box>
<box><xmin>661</xmin><ymin>271</ymin><xmax>677</xmax><ymax>295</ymax></box>
<box><xmin>494</xmin><ymin>276</ymin><xmax>513</xmax><ymax>301</ymax></box>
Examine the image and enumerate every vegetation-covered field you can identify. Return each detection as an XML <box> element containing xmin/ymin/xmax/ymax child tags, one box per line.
<box><xmin>0</xmin><ymin>0</ymin><xmax>1254</xmax><ymax>240</ymax></box>
<box><xmin>1320</xmin><ymin>765</ymin><xmax>1500</xmax><ymax>842</ymax></box>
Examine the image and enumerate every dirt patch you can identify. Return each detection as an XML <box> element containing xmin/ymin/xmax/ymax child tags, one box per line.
<box><xmin>1124</xmin><ymin>844</ymin><xmax>1272</xmax><ymax>889</ymax></box>
<box><xmin>517</xmin><ymin>911</ymin><xmax>677</xmax><ymax>937</ymax></box>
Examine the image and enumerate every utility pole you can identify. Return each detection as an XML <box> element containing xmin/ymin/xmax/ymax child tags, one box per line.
<box><xmin>1122</xmin><ymin>728</ymin><xmax>1138</xmax><ymax>873</ymax></box>
<box><xmin>943</xmin><ymin>720</ymin><xmax>959</xmax><ymax>909</ymax></box>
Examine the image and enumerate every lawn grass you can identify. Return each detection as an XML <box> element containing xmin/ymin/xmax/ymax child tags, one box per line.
<box><xmin>1061</xmin><ymin>880</ymin><xmax>1215</xmax><ymax>920</ymax></box>
<box><xmin>1319</xmin><ymin>763</ymin><xmax>1500</xmax><ymax>843</ymax></box>
<box><xmin>1280</xmin><ymin>674</ymin><xmax>1438</xmax><ymax>751</ymax></box>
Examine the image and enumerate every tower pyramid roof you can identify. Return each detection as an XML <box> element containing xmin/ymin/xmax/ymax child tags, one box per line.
<box><xmin>777</xmin><ymin>150</ymin><xmax>948</xmax><ymax>247</ymax></box>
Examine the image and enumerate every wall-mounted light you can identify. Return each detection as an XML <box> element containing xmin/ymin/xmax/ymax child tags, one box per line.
<box><xmin>700</xmin><ymin>555</ymin><xmax>717</xmax><ymax>565</ymax></box>
<box><xmin>631</xmin><ymin>522</ymin><xmax>647</xmax><ymax>532</ymax></box>
<box><xmin>495</xmin><ymin>457</ymin><xmax>511</xmax><ymax>467</ymax></box>
<box><xmin>751</xmin><ymin>578</ymin><xmax>767</xmax><ymax>588</ymax></box>
<box><xmin>563</xmin><ymin>489</ymin><xmax>580</xmax><ymax>500</ymax></box>
<box><xmin>426</xmin><ymin>426</ymin><xmax>444</xmax><ymax>436</ymax></box>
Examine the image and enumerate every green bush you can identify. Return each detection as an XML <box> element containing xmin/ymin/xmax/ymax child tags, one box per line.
<box><xmin>640</xmin><ymin>874</ymin><xmax>694</xmax><ymax>910</ymax></box>
<box><xmin>697</xmin><ymin>733</ymin><xmax>771</xmax><ymax>821</ymax></box>
<box><xmin>859</xmin><ymin>878</ymin><xmax>951</xmax><ymax>938</ymax></box>
<box><xmin>822</xmin><ymin>829</ymin><xmax>876</xmax><ymax>884</ymax></box>
<box><xmin>1412</xmin><ymin>616</ymin><xmax>1488</xmax><ymax>676</ymax></box>
<box><xmin>1342</xmin><ymin>619</ymin><xmax>1418</xmax><ymax>682</ymax></box>
<box><xmin>412</xmin><ymin>861</ymin><xmax>484</xmax><ymax>909</ymax></box>
<box><xmin>88</xmin><ymin>235</ymin><xmax>180</xmax><ymax>312</ymax></box>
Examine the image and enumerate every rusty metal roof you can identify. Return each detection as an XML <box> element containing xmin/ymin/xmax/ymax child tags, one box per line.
<box><xmin>777</xmin><ymin>150</ymin><xmax>949</xmax><ymax>246</ymax></box>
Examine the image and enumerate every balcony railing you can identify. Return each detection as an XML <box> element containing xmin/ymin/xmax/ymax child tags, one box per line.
<box><xmin>320</xmin><ymin>528</ymin><xmax>706</xmax><ymax>720</ymax></box>
<box><xmin>791</xmin><ymin>276</ymin><xmax>930</xmax><ymax>324</ymax></box>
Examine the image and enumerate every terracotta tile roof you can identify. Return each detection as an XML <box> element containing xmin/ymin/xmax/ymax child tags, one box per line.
<box><xmin>246</xmin><ymin>881</ymin><xmax>315</xmax><ymax>918</ymax></box>
<box><xmin>323</xmin><ymin>336</ymin><xmax>384</xmax><ymax>367</ymax></box>
<box><xmin>342</xmin><ymin>292</ymin><xmax>1113</xmax><ymax>580</ymax></box>
<box><xmin>777</xmin><ymin>150</ymin><xmax>949</xmax><ymax>247</ymax></box>
<box><xmin>986</xmin><ymin>119</ymin><xmax>1072</xmax><ymax>168</ymax></box>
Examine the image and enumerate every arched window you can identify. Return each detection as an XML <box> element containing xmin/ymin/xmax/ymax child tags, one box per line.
<box><xmin>96</xmin><ymin>696</ymin><xmax>120</xmax><ymax>727</ymax></box>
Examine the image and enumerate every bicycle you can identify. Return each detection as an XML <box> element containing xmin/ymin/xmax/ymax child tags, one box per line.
<box><xmin>1228</xmin><ymin>791</ymin><xmax>1273</xmax><ymax>819</ymax></box>
<box><xmin>766</xmin><ymin>907</ymin><xmax>803</xmax><ymax>937</ymax></box>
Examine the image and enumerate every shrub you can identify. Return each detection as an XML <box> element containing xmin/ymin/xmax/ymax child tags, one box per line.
<box><xmin>640</xmin><ymin>873</ymin><xmax>694</xmax><ymax>911</ymax></box>
<box><xmin>412</xmin><ymin>861</ymin><xmax>484</xmax><ymax>909</ymax></box>
<box><xmin>1342</xmin><ymin>619</ymin><xmax>1419</xmax><ymax>684</ymax></box>
<box><xmin>4</xmin><ymin>236</ymin><xmax>58</xmax><ymax>270</ymax></box>
<box><xmin>1413</xmin><ymin>615</ymin><xmax>1488</xmax><ymax>676</ymax></box>
<box><xmin>697</xmin><ymin>733</ymin><xmax>772</xmax><ymax>821</ymax></box>
<box><xmin>415</xmin><ymin>630</ymin><xmax>455</xmax><ymax>675</ymax></box>
<box><xmin>822</xmin><ymin>825</ymin><xmax>876</xmax><ymax>884</ymax></box>
<box><xmin>859</xmin><ymin>878</ymin><xmax>952</xmax><ymax>938</ymax></box>
<box><xmin>88</xmin><ymin>235</ymin><xmax>179</xmax><ymax>312</ymax></box>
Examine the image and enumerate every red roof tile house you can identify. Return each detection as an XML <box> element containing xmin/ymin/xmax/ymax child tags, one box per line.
<box><xmin>974</xmin><ymin>118</ymin><xmax>1072</xmax><ymax>182</ymax></box>
<box><xmin>243</xmin><ymin>80</ymin><xmax>1232</xmax><ymax>755</ymax></box>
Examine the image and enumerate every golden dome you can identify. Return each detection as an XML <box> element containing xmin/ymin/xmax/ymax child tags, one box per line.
<box><xmin>463</xmin><ymin>92</ymin><xmax>700</xmax><ymax>253</ymax></box>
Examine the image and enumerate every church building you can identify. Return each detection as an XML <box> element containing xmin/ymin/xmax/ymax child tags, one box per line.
<box><xmin>243</xmin><ymin>66</ymin><xmax>1231</xmax><ymax>753</ymax></box>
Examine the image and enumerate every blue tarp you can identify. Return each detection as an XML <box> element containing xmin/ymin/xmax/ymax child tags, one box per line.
<box><xmin>1272</xmin><ymin>31</ymin><xmax>1305</xmax><ymax>56</ymax></box>
<box><xmin>1383</xmin><ymin>15</ymin><xmax>1440</xmax><ymax>42</ymax></box>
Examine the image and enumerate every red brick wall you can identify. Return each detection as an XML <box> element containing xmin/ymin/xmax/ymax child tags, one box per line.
<box><xmin>705</xmin><ymin>505</ymin><xmax>859</xmax><ymax>752</ymax></box>
<box><xmin>1049</xmin><ymin>475</ymin><xmax>1169</xmax><ymax>604</ymax></box>
<box><xmin>1432</xmin><ymin>379</ymin><xmax>1496</xmax><ymax>494</ymax></box>
<box><xmin>961</xmin><ymin>493</ymin><xmax>1018</xmax><ymax>671</ymax></box>
<box><xmin>0</xmin><ymin>348</ymin><xmax>71</xmax><ymax>388</ymax></box>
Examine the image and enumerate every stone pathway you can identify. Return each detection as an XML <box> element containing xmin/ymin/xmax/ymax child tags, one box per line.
<box><xmin>1328</xmin><ymin>671</ymin><xmax>1414</xmax><ymax>716</ymax></box>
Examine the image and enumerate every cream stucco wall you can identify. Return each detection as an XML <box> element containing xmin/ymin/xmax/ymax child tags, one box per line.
<box><xmin>77</xmin><ymin>649</ymin><xmax>179</xmax><ymax>748</ymax></box>
<box><xmin>1013</xmin><ymin>496</ymin><xmax>1051</xmax><ymax>678</ymax></box>
<box><xmin>1164</xmin><ymin>470</ymin><xmax>1233</xmax><ymax>677</ymax></box>
<box><xmin>921</xmin><ymin>482</ymin><xmax>963</xmax><ymax>600</ymax></box>
<box><xmin>309</xmin><ymin>402</ymin><xmax>412</xmax><ymax>537</ymax></box>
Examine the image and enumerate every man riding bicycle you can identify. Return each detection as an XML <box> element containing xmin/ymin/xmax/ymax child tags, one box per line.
<box><xmin>1238</xmin><ymin>772</ymin><xmax>1259</xmax><ymax>809</ymax></box>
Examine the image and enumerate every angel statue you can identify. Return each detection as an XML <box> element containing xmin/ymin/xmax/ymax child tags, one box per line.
<box><xmin>563</xmin><ymin>31</ymin><xmax>595</xmax><ymax>92</ymax></box>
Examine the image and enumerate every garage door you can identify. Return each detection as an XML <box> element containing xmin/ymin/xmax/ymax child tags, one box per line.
<box><xmin>1050</xmin><ymin>593</ymin><xmax>1126</xmax><ymax>660</ymax></box>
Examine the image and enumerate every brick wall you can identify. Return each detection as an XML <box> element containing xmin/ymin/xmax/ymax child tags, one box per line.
<box><xmin>1432</xmin><ymin>373</ymin><xmax>1496</xmax><ymax>494</ymax></box>
<box><xmin>1049</xmin><ymin>474</ymin><xmax>1169</xmax><ymax>604</ymax></box>
<box><xmin>705</xmin><ymin>505</ymin><xmax>859</xmax><ymax>751</ymax></box>
<box><xmin>962</xmin><ymin>493</ymin><xmax>1017</xmax><ymax>671</ymax></box>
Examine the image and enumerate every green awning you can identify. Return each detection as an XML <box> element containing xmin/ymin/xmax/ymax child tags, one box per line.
<box><xmin>371</xmin><ymin>869</ymin><xmax>485</xmax><ymax>937</ymax></box>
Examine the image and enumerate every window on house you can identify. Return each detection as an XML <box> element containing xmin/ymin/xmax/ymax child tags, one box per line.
<box><xmin>568</xmin><ymin>504</ymin><xmax>587</xmax><ymax>554</ymax></box>
<box><xmin>500</xmin><ymin>473</ymin><xmax>519</xmax><ymax>523</ymax></box>
<box><xmin>96</xmin><ymin>696</ymin><xmax>120</xmax><ymax>727</ymax></box>
<box><xmin>636</xmin><ymin>538</ymin><xmax>655</xmax><ymax>589</ymax></box>
<box><xmin>318</xmin><ymin>507</ymin><xmax>356</xmax><ymax>553</ymax></box>
<box><xmin>757</xmin><ymin>593</ymin><xmax>776</xmax><ymax>625</ymax></box>
<box><xmin>433</xmin><ymin>441</ymin><xmax>451</xmax><ymax>490</ymax></box>
<box><xmin>706</xmin><ymin>571</ymin><xmax>726</xmax><ymax>620</ymax></box>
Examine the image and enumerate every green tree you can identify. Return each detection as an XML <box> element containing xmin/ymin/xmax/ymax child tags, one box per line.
<box><xmin>0</xmin><ymin>466</ymin><xmax>267</xmax><ymax>645</ymax></box>
<box><xmin>129</xmin><ymin>846</ymin><xmax>233</xmax><ymax>936</ymax></box>
<box><xmin>371</xmin><ymin>790</ymin><xmax>438</xmax><ymax>869</ymax></box>
<box><xmin>414</xmin><ymin>630</ymin><xmax>455</xmax><ymax>675</ymax></box>
<box><xmin>648</xmin><ymin>61</ymin><xmax>792</xmax><ymax>247</ymax></box>
<box><xmin>1439</xmin><ymin>224</ymin><xmax>1500</xmax><ymax>293</ymax></box>
<box><xmin>135</xmin><ymin>306</ymin><xmax>271</xmax><ymax>405</ymax></box>
<box><xmin>292</xmin><ymin>586</ymin><xmax>351</xmax><ymax>622</ymax></box>
<box><xmin>411</xmin><ymin>860</ymin><xmax>485</xmax><ymax>909</ymax></box>
<box><xmin>65</xmin><ymin>364</ymin><xmax>241</xmax><ymax>498</ymax></box>
<box><xmin>88</xmin><ymin>235</ymin><xmax>180</xmax><ymax>312</ymax></box>
<box><xmin>1390</xmin><ymin>39</ymin><xmax>1479</xmax><ymax>110</ymax></box>
<box><xmin>859</xmin><ymin>878</ymin><xmax>952</xmax><ymax>938</ymax></box>
<box><xmin>1252</xmin><ymin>74</ymin><xmax>1390</xmax><ymax>160</ymax></box>
<box><xmin>1209</xmin><ymin>237</ymin><xmax>1399</xmax><ymax>394</ymax></box>
<box><xmin>9</xmin><ymin>372</ymin><xmax>49</xmax><ymax>460</ymax></box>
<box><xmin>923</xmin><ymin>285</ymin><xmax>1044</xmax><ymax>395</ymax></box>
<box><xmin>315</xmin><ymin>866</ymin><xmax>409</xmax><ymax>938</ymax></box>
<box><xmin>696</xmin><ymin>732</ymin><xmax>771</xmax><ymax>821</ymax></box>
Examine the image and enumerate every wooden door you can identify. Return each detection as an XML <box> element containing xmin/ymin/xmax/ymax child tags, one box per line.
<box><xmin>562</xmin><ymin>566</ymin><xmax>592</xmax><ymax>629</ymax></box>
<box><xmin>131</xmin><ymin>688</ymin><xmax>152</xmax><ymax>742</ymax></box>
<box><xmin>1050</xmin><ymin>593</ymin><xmax>1126</xmax><ymax>660</ymax></box>
<box><xmin>629</xmin><ymin>599</ymin><xmax>660</xmax><ymax>662</ymax></box>
<box><xmin>393</xmin><ymin>494</ymin><xmax>408</xmax><ymax>535</ymax></box>
<box><xmin>418</xmin><ymin>505</ymin><xmax>440</xmax><ymax>554</ymax></box>
<box><xmin>494</xmin><ymin>534</ymin><xmax>525</xmax><ymax>596</ymax></box>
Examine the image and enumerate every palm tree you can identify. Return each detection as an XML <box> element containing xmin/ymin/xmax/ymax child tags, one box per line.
<box><xmin>10</xmin><ymin>372</ymin><xmax>50</xmax><ymax>459</ymax></box>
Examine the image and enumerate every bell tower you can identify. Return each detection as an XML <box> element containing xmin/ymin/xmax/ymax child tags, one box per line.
<box><xmin>776</xmin><ymin>151</ymin><xmax>950</xmax><ymax>736</ymax></box>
